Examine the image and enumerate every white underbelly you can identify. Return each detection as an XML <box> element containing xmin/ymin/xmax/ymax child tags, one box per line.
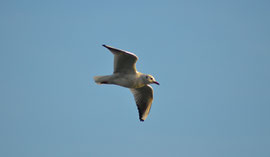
<box><xmin>111</xmin><ymin>74</ymin><xmax>138</xmax><ymax>88</ymax></box>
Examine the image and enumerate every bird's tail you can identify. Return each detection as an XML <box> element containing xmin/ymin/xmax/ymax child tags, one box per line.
<box><xmin>93</xmin><ymin>75</ymin><xmax>111</xmax><ymax>84</ymax></box>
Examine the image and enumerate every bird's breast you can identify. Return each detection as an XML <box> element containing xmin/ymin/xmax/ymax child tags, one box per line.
<box><xmin>112</xmin><ymin>73</ymin><xmax>141</xmax><ymax>88</ymax></box>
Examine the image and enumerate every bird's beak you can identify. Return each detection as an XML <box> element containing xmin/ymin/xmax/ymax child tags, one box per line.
<box><xmin>153</xmin><ymin>81</ymin><xmax>160</xmax><ymax>85</ymax></box>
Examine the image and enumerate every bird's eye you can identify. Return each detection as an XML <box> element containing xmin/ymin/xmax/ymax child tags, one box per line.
<box><xmin>150</xmin><ymin>77</ymin><xmax>153</xmax><ymax>80</ymax></box>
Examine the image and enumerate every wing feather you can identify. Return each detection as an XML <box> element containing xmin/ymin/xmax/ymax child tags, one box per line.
<box><xmin>130</xmin><ymin>85</ymin><xmax>153</xmax><ymax>121</ymax></box>
<box><xmin>103</xmin><ymin>45</ymin><xmax>138</xmax><ymax>74</ymax></box>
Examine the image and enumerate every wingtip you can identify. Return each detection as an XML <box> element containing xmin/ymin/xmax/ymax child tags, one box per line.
<box><xmin>139</xmin><ymin>117</ymin><xmax>145</xmax><ymax>122</ymax></box>
<box><xmin>102</xmin><ymin>44</ymin><xmax>112</xmax><ymax>49</ymax></box>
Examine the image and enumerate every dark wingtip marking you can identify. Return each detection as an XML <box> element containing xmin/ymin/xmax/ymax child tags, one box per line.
<box><xmin>102</xmin><ymin>44</ymin><xmax>112</xmax><ymax>50</ymax></box>
<box><xmin>100</xmin><ymin>81</ymin><xmax>108</xmax><ymax>84</ymax></box>
<box><xmin>140</xmin><ymin>119</ymin><xmax>144</xmax><ymax>122</ymax></box>
<box><xmin>102</xmin><ymin>44</ymin><xmax>111</xmax><ymax>48</ymax></box>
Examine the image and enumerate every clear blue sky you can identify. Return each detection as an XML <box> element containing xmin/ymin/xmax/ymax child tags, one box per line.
<box><xmin>1</xmin><ymin>0</ymin><xmax>270</xmax><ymax>157</ymax></box>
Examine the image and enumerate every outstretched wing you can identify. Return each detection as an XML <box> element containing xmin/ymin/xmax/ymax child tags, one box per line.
<box><xmin>130</xmin><ymin>85</ymin><xmax>154</xmax><ymax>121</ymax></box>
<box><xmin>103</xmin><ymin>45</ymin><xmax>138</xmax><ymax>74</ymax></box>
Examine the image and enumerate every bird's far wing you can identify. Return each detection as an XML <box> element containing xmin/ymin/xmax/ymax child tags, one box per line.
<box><xmin>130</xmin><ymin>85</ymin><xmax>153</xmax><ymax>121</ymax></box>
<box><xmin>103</xmin><ymin>45</ymin><xmax>138</xmax><ymax>74</ymax></box>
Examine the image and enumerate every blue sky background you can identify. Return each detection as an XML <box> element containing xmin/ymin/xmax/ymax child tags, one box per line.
<box><xmin>1</xmin><ymin>0</ymin><xmax>270</xmax><ymax>157</ymax></box>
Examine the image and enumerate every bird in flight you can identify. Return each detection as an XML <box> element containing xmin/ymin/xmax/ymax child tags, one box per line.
<box><xmin>94</xmin><ymin>45</ymin><xmax>159</xmax><ymax>121</ymax></box>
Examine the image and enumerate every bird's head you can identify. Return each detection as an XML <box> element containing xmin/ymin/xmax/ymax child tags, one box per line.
<box><xmin>143</xmin><ymin>74</ymin><xmax>160</xmax><ymax>85</ymax></box>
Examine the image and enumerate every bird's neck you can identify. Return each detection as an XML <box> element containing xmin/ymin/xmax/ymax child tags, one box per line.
<box><xmin>135</xmin><ymin>73</ymin><xmax>147</xmax><ymax>88</ymax></box>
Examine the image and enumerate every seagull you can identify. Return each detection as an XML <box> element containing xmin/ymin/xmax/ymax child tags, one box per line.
<box><xmin>94</xmin><ymin>45</ymin><xmax>159</xmax><ymax>121</ymax></box>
